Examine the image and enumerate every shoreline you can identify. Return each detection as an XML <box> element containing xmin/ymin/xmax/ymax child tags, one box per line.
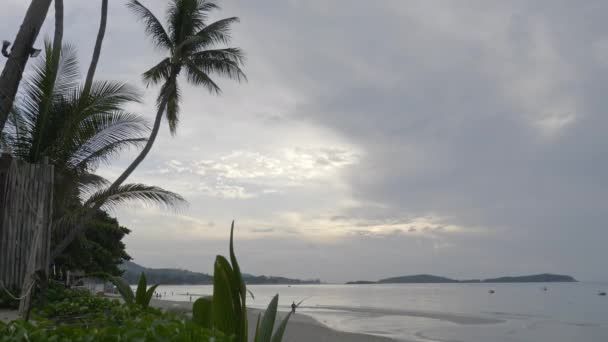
<box><xmin>151</xmin><ymin>299</ymin><xmax>400</xmax><ymax>342</ymax></box>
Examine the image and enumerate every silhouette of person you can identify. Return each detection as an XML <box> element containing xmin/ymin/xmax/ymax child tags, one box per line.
<box><xmin>291</xmin><ymin>301</ymin><xmax>297</xmax><ymax>314</ymax></box>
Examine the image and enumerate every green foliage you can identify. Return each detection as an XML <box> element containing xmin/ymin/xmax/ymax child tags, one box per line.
<box><xmin>4</xmin><ymin>41</ymin><xmax>186</xmax><ymax>268</ymax></box>
<box><xmin>0</xmin><ymin>318</ymin><xmax>226</xmax><ymax>342</ymax></box>
<box><xmin>108</xmin><ymin>276</ymin><xmax>135</xmax><ymax>304</ymax></box>
<box><xmin>191</xmin><ymin>222</ymin><xmax>292</xmax><ymax>342</ymax></box>
<box><xmin>54</xmin><ymin>209</ymin><xmax>132</xmax><ymax>276</ymax></box>
<box><xmin>106</xmin><ymin>272</ymin><xmax>158</xmax><ymax>308</ymax></box>
<box><xmin>192</xmin><ymin>297</ymin><xmax>212</xmax><ymax>329</ymax></box>
<box><xmin>0</xmin><ymin>282</ymin><xmax>228</xmax><ymax>341</ymax></box>
<box><xmin>1</xmin><ymin>223</ymin><xmax>292</xmax><ymax>342</ymax></box>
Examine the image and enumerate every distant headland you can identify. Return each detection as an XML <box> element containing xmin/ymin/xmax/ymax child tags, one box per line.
<box><xmin>346</xmin><ymin>273</ymin><xmax>576</xmax><ymax>284</ymax></box>
<box><xmin>120</xmin><ymin>261</ymin><xmax>321</xmax><ymax>285</ymax></box>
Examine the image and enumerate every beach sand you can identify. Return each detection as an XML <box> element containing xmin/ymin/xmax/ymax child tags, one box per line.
<box><xmin>151</xmin><ymin>299</ymin><xmax>399</xmax><ymax>342</ymax></box>
<box><xmin>0</xmin><ymin>309</ymin><xmax>19</xmax><ymax>323</ymax></box>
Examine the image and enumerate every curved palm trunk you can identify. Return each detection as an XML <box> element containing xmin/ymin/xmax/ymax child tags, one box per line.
<box><xmin>51</xmin><ymin>0</ymin><xmax>63</xmax><ymax>74</ymax></box>
<box><xmin>83</xmin><ymin>0</ymin><xmax>108</xmax><ymax>97</ymax></box>
<box><xmin>50</xmin><ymin>95</ymin><xmax>168</xmax><ymax>261</ymax></box>
<box><xmin>31</xmin><ymin>0</ymin><xmax>63</xmax><ymax>160</ymax></box>
<box><xmin>0</xmin><ymin>0</ymin><xmax>53</xmax><ymax>133</ymax></box>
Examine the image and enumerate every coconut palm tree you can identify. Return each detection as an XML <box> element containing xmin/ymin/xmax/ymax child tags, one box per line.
<box><xmin>5</xmin><ymin>42</ymin><xmax>185</xmax><ymax>254</ymax></box>
<box><xmin>111</xmin><ymin>0</ymin><xmax>246</xmax><ymax>187</ymax></box>
<box><xmin>83</xmin><ymin>0</ymin><xmax>108</xmax><ymax>97</ymax></box>
<box><xmin>50</xmin><ymin>0</ymin><xmax>246</xmax><ymax>259</ymax></box>
<box><xmin>0</xmin><ymin>0</ymin><xmax>53</xmax><ymax>132</ymax></box>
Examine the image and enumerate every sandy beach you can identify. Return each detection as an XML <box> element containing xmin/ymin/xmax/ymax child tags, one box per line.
<box><xmin>0</xmin><ymin>309</ymin><xmax>19</xmax><ymax>323</ymax></box>
<box><xmin>151</xmin><ymin>299</ymin><xmax>399</xmax><ymax>342</ymax></box>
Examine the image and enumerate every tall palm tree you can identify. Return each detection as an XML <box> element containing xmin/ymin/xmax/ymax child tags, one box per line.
<box><xmin>50</xmin><ymin>0</ymin><xmax>246</xmax><ymax>259</ymax></box>
<box><xmin>0</xmin><ymin>0</ymin><xmax>53</xmax><ymax>133</ymax></box>
<box><xmin>112</xmin><ymin>0</ymin><xmax>246</xmax><ymax>186</ymax></box>
<box><xmin>83</xmin><ymin>0</ymin><xmax>108</xmax><ymax>97</ymax></box>
<box><xmin>5</xmin><ymin>42</ymin><xmax>185</xmax><ymax>259</ymax></box>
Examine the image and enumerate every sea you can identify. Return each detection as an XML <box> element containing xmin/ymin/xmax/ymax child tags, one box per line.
<box><xmin>154</xmin><ymin>282</ymin><xmax>608</xmax><ymax>341</ymax></box>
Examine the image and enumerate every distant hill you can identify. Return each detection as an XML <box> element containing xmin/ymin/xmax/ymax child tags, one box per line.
<box><xmin>379</xmin><ymin>274</ymin><xmax>459</xmax><ymax>284</ymax></box>
<box><xmin>481</xmin><ymin>274</ymin><xmax>576</xmax><ymax>283</ymax></box>
<box><xmin>346</xmin><ymin>273</ymin><xmax>577</xmax><ymax>284</ymax></box>
<box><xmin>120</xmin><ymin>261</ymin><xmax>321</xmax><ymax>285</ymax></box>
<box><xmin>120</xmin><ymin>261</ymin><xmax>212</xmax><ymax>284</ymax></box>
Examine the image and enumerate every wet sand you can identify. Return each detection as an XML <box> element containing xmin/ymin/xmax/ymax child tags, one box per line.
<box><xmin>151</xmin><ymin>299</ymin><xmax>400</xmax><ymax>342</ymax></box>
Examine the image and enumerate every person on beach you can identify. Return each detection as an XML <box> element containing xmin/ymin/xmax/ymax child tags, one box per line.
<box><xmin>291</xmin><ymin>301</ymin><xmax>297</xmax><ymax>314</ymax></box>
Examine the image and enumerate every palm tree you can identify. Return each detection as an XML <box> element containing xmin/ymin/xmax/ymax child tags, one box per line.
<box><xmin>5</xmin><ymin>42</ymin><xmax>185</xmax><ymax>259</ymax></box>
<box><xmin>111</xmin><ymin>0</ymin><xmax>246</xmax><ymax>187</ymax></box>
<box><xmin>50</xmin><ymin>0</ymin><xmax>246</xmax><ymax>259</ymax></box>
<box><xmin>0</xmin><ymin>0</ymin><xmax>53</xmax><ymax>132</ymax></box>
<box><xmin>83</xmin><ymin>0</ymin><xmax>108</xmax><ymax>97</ymax></box>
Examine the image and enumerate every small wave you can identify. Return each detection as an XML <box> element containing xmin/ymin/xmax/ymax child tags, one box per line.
<box><xmin>302</xmin><ymin>305</ymin><xmax>505</xmax><ymax>325</ymax></box>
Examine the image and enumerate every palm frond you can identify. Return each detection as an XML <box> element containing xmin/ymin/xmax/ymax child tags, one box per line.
<box><xmin>188</xmin><ymin>48</ymin><xmax>246</xmax><ymax>82</ymax></box>
<box><xmin>158</xmin><ymin>78</ymin><xmax>181</xmax><ymax>134</ymax></box>
<box><xmin>67</xmin><ymin>111</ymin><xmax>149</xmax><ymax>169</ymax></box>
<box><xmin>73</xmin><ymin>137</ymin><xmax>147</xmax><ymax>171</ymax></box>
<box><xmin>81</xmin><ymin>81</ymin><xmax>142</xmax><ymax>113</ymax></box>
<box><xmin>53</xmin><ymin>43</ymin><xmax>80</xmax><ymax>98</ymax></box>
<box><xmin>20</xmin><ymin>42</ymin><xmax>80</xmax><ymax>162</ymax></box>
<box><xmin>127</xmin><ymin>0</ymin><xmax>173</xmax><ymax>50</ymax></box>
<box><xmin>84</xmin><ymin>183</ymin><xmax>186</xmax><ymax>211</ymax></box>
<box><xmin>142</xmin><ymin>57</ymin><xmax>172</xmax><ymax>87</ymax></box>
<box><xmin>184</xmin><ymin>61</ymin><xmax>221</xmax><ymax>94</ymax></box>
<box><xmin>168</xmin><ymin>0</ymin><xmax>215</xmax><ymax>44</ymax></box>
<box><xmin>78</xmin><ymin>172</ymin><xmax>110</xmax><ymax>199</ymax></box>
<box><xmin>179</xmin><ymin>17</ymin><xmax>240</xmax><ymax>52</ymax></box>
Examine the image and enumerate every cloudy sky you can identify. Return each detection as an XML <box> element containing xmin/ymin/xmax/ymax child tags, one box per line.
<box><xmin>2</xmin><ymin>0</ymin><xmax>608</xmax><ymax>282</ymax></box>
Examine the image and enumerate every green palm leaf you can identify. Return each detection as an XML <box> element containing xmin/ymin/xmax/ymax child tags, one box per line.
<box><xmin>127</xmin><ymin>0</ymin><xmax>173</xmax><ymax>50</ymax></box>
<box><xmin>83</xmin><ymin>183</ymin><xmax>186</xmax><ymax>211</ymax></box>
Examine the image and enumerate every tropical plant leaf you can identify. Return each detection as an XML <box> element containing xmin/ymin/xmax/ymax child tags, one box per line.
<box><xmin>135</xmin><ymin>272</ymin><xmax>148</xmax><ymax>305</ymax></box>
<box><xmin>189</xmin><ymin>49</ymin><xmax>246</xmax><ymax>82</ymax></box>
<box><xmin>212</xmin><ymin>255</ymin><xmax>237</xmax><ymax>336</ymax></box>
<box><xmin>256</xmin><ymin>294</ymin><xmax>279</xmax><ymax>342</ymax></box>
<box><xmin>83</xmin><ymin>183</ymin><xmax>186</xmax><ymax>211</ymax></box>
<box><xmin>106</xmin><ymin>275</ymin><xmax>135</xmax><ymax>304</ymax></box>
<box><xmin>184</xmin><ymin>61</ymin><xmax>221</xmax><ymax>94</ymax></box>
<box><xmin>180</xmin><ymin>17</ymin><xmax>240</xmax><ymax>51</ymax></box>
<box><xmin>254</xmin><ymin>313</ymin><xmax>261</xmax><ymax>342</ymax></box>
<box><xmin>192</xmin><ymin>297</ymin><xmax>213</xmax><ymax>329</ymax></box>
<box><xmin>270</xmin><ymin>312</ymin><xmax>292</xmax><ymax>342</ymax></box>
<box><xmin>142</xmin><ymin>57</ymin><xmax>172</xmax><ymax>87</ymax></box>
<box><xmin>143</xmin><ymin>284</ymin><xmax>159</xmax><ymax>308</ymax></box>
<box><xmin>126</xmin><ymin>0</ymin><xmax>173</xmax><ymax>50</ymax></box>
<box><xmin>229</xmin><ymin>221</ymin><xmax>248</xmax><ymax>341</ymax></box>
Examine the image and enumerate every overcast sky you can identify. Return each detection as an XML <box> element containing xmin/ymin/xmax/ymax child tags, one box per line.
<box><xmin>2</xmin><ymin>0</ymin><xmax>608</xmax><ymax>282</ymax></box>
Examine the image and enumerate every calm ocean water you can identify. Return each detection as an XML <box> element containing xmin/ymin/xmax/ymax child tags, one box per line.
<box><xmin>154</xmin><ymin>282</ymin><xmax>608</xmax><ymax>341</ymax></box>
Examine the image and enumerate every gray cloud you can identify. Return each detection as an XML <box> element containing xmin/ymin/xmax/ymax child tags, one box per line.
<box><xmin>2</xmin><ymin>0</ymin><xmax>607</xmax><ymax>282</ymax></box>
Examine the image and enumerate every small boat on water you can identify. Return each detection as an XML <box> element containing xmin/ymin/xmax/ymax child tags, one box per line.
<box><xmin>599</xmin><ymin>291</ymin><xmax>606</xmax><ymax>296</ymax></box>
<box><xmin>542</xmin><ymin>286</ymin><xmax>548</xmax><ymax>292</ymax></box>
<box><xmin>488</xmin><ymin>290</ymin><xmax>495</xmax><ymax>294</ymax></box>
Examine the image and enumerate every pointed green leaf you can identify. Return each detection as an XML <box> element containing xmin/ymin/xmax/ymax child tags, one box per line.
<box><xmin>107</xmin><ymin>275</ymin><xmax>134</xmax><ymax>304</ymax></box>
<box><xmin>229</xmin><ymin>221</ymin><xmax>248</xmax><ymax>341</ymax></box>
<box><xmin>135</xmin><ymin>272</ymin><xmax>148</xmax><ymax>306</ymax></box>
<box><xmin>256</xmin><ymin>294</ymin><xmax>279</xmax><ymax>342</ymax></box>
<box><xmin>192</xmin><ymin>297</ymin><xmax>213</xmax><ymax>329</ymax></box>
<box><xmin>271</xmin><ymin>312</ymin><xmax>293</xmax><ymax>342</ymax></box>
<box><xmin>254</xmin><ymin>313</ymin><xmax>261</xmax><ymax>342</ymax></box>
<box><xmin>143</xmin><ymin>284</ymin><xmax>159</xmax><ymax>308</ymax></box>
<box><xmin>213</xmin><ymin>255</ymin><xmax>237</xmax><ymax>336</ymax></box>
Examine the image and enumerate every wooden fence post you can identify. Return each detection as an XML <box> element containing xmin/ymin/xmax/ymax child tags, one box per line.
<box><xmin>0</xmin><ymin>154</ymin><xmax>53</xmax><ymax>319</ymax></box>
